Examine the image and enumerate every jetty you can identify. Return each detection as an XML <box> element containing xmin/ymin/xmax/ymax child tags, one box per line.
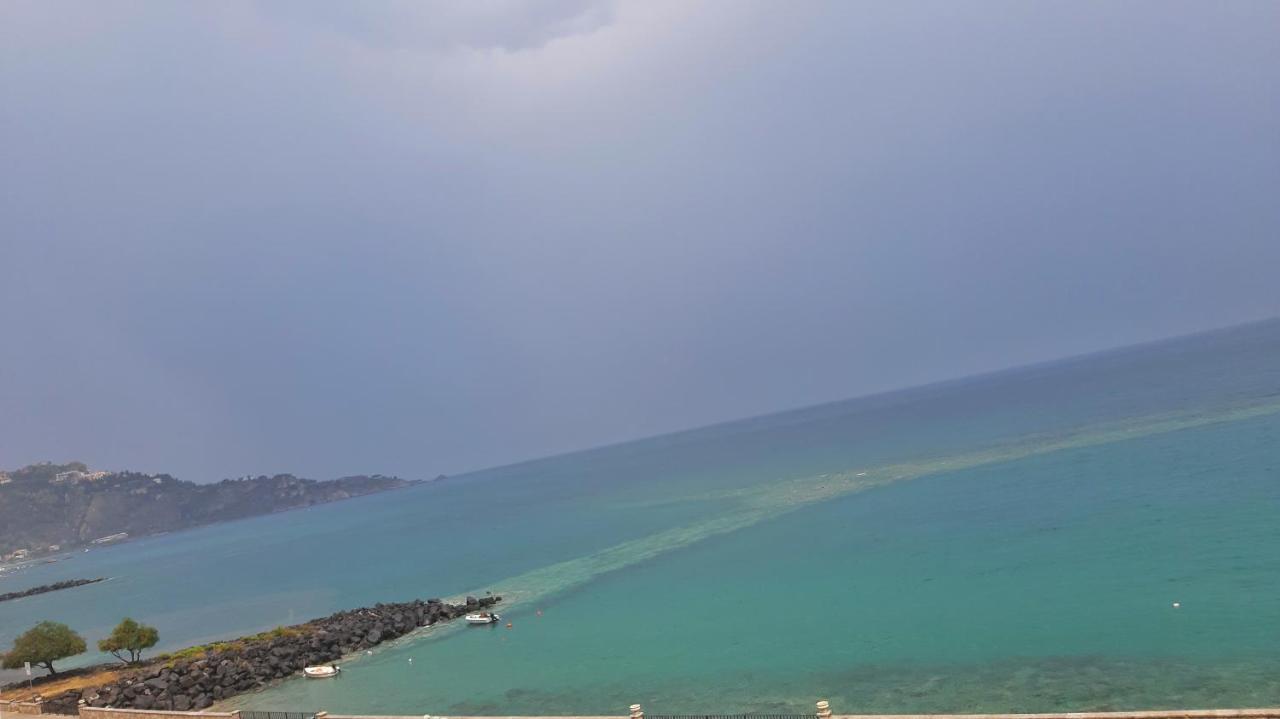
<box><xmin>0</xmin><ymin>579</ymin><xmax>106</xmax><ymax>604</ymax></box>
<box><xmin>4</xmin><ymin>595</ymin><xmax>500</xmax><ymax>716</ymax></box>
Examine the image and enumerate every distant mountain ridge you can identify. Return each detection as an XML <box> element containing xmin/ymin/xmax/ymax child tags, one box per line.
<box><xmin>0</xmin><ymin>462</ymin><xmax>417</xmax><ymax>558</ymax></box>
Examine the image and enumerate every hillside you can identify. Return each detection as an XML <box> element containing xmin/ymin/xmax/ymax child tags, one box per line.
<box><xmin>0</xmin><ymin>462</ymin><xmax>417</xmax><ymax>557</ymax></box>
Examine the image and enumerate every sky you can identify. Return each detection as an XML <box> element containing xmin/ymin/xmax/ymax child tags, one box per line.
<box><xmin>1</xmin><ymin>1</ymin><xmax>1278</xmax><ymax>482</ymax></box>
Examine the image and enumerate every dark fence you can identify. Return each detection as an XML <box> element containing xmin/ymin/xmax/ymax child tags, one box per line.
<box><xmin>241</xmin><ymin>711</ymin><xmax>315</xmax><ymax>719</ymax></box>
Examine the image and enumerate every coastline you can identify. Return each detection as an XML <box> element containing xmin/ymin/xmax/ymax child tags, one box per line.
<box><xmin>0</xmin><ymin>473</ymin><xmax>423</xmax><ymax>563</ymax></box>
<box><xmin>6</xmin><ymin>328</ymin><xmax>1280</xmax><ymax>715</ymax></box>
<box><xmin>11</xmin><ymin>697</ymin><xmax>1280</xmax><ymax>719</ymax></box>
<box><xmin>7</xmin><ymin>595</ymin><xmax>500</xmax><ymax>715</ymax></box>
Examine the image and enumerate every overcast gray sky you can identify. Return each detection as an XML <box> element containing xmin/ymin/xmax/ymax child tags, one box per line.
<box><xmin>2</xmin><ymin>1</ymin><xmax>1277</xmax><ymax>482</ymax></box>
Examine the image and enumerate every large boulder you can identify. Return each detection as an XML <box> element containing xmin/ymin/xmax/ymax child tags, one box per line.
<box><xmin>36</xmin><ymin>593</ymin><xmax>504</xmax><ymax>718</ymax></box>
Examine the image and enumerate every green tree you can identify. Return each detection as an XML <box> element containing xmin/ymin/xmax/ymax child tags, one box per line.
<box><xmin>1</xmin><ymin>621</ymin><xmax>86</xmax><ymax>676</ymax></box>
<box><xmin>97</xmin><ymin>618</ymin><xmax>159</xmax><ymax>664</ymax></box>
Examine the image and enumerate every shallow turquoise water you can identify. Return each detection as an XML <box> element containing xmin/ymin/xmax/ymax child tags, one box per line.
<box><xmin>4</xmin><ymin>321</ymin><xmax>1280</xmax><ymax>712</ymax></box>
<box><xmin>244</xmin><ymin>411</ymin><xmax>1280</xmax><ymax>714</ymax></box>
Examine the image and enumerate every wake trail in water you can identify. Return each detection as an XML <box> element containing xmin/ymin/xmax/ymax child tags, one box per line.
<box><xmin>383</xmin><ymin>399</ymin><xmax>1280</xmax><ymax>649</ymax></box>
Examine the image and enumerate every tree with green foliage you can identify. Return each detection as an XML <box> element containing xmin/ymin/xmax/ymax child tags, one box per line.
<box><xmin>1</xmin><ymin>621</ymin><xmax>86</xmax><ymax>676</ymax></box>
<box><xmin>98</xmin><ymin>618</ymin><xmax>159</xmax><ymax>664</ymax></box>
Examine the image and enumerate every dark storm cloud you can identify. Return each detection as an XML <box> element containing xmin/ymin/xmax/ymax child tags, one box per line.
<box><xmin>2</xmin><ymin>1</ymin><xmax>1277</xmax><ymax>480</ymax></box>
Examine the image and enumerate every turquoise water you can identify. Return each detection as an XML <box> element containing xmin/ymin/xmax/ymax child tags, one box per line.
<box><xmin>3</xmin><ymin>321</ymin><xmax>1280</xmax><ymax>712</ymax></box>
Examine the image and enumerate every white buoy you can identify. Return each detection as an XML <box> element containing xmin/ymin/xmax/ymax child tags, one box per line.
<box><xmin>1172</xmin><ymin>602</ymin><xmax>1181</xmax><ymax>608</ymax></box>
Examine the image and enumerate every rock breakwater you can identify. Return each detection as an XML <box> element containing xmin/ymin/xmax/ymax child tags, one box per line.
<box><xmin>0</xmin><ymin>578</ymin><xmax>105</xmax><ymax>603</ymax></box>
<box><xmin>41</xmin><ymin>594</ymin><xmax>500</xmax><ymax>714</ymax></box>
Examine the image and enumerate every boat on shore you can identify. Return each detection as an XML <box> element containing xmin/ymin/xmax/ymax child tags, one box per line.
<box><xmin>303</xmin><ymin>665</ymin><xmax>340</xmax><ymax>679</ymax></box>
<box><xmin>465</xmin><ymin>612</ymin><xmax>501</xmax><ymax>625</ymax></box>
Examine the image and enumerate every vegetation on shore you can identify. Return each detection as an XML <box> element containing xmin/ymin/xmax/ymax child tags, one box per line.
<box><xmin>3</xmin><ymin>618</ymin><xmax>160</xmax><ymax>677</ymax></box>
<box><xmin>155</xmin><ymin>626</ymin><xmax>301</xmax><ymax>665</ymax></box>
<box><xmin>3</xmin><ymin>594</ymin><xmax>500</xmax><ymax>713</ymax></box>
<box><xmin>0</xmin><ymin>461</ymin><xmax>418</xmax><ymax>558</ymax></box>
<box><xmin>98</xmin><ymin>619</ymin><xmax>160</xmax><ymax>665</ymax></box>
<box><xmin>1</xmin><ymin>622</ymin><xmax>87</xmax><ymax>676</ymax></box>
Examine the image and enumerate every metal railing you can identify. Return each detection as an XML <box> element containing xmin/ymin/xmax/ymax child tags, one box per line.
<box><xmin>241</xmin><ymin>711</ymin><xmax>316</xmax><ymax>719</ymax></box>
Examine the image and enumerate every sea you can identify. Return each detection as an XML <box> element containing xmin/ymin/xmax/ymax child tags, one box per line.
<box><xmin>2</xmin><ymin>320</ymin><xmax>1279</xmax><ymax>714</ymax></box>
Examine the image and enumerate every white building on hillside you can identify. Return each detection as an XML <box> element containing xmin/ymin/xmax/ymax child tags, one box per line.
<box><xmin>53</xmin><ymin>469</ymin><xmax>110</xmax><ymax>483</ymax></box>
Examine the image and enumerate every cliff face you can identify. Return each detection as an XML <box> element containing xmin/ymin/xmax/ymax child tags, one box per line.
<box><xmin>0</xmin><ymin>463</ymin><xmax>416</xmax><ymax>556</ymax></box>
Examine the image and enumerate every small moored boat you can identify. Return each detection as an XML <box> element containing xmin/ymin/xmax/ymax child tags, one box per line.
<box><xmin>303</xmin><ymin>665</ymin><xmax>340</xmax><ymax>679</ymax></box>
<box><xmin>465</xmin><ymin>612</ymin><xmax>501</xmax><ymax>625</ymax></box>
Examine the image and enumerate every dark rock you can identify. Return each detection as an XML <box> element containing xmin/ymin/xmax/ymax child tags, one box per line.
<box><xmin>38</xmin><ymin>593</ymin><xmax>501</xmax><ymax>714</ymax></box>
<box><xmin>0</xmin><ymin>578</ymin><xmax>108</xmax><ymax>604</ymax></box>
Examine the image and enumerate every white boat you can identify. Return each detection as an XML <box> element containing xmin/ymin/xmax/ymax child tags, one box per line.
<box><xmin>465</xmin><ymin>612</ymin><xmax>501</xmax><ymax>625</ymax></box>
<box><xmin>303</xmin><ymin>665</ymin><xmax>340</xmax><ymax>679</ymax></box>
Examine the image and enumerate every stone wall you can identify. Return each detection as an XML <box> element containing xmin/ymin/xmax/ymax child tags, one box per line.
<box><xmin>16</xmin><ymin>705</ymin><xmax>1280</xmax><ymax>719</ymax></box>
<box><xmin>80</xmin><ymin>707</ymin><xmax>240</xmax><ymax>719</ymax></box>
<box><xmin>330</xmin><ymin>711</ymin><xmax>624</xmax><ymax>716</ymax></box>
<box><xmin>325</xmin><ymin>711</ymin><xmax>624</xmax><ymax>716</ymax></box>
<box><xmin>37</xmin><ymin>695</ymin><xmax>1280</xmax><ymax>716</ymax></box>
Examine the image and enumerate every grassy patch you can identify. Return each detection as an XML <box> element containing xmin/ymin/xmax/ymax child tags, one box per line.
<box><xmin>155</xmin><ymin>626</ymin><xmax>309</xmax><ymax>665</ymax></box>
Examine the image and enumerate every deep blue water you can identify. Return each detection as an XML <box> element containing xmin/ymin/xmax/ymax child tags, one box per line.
<box><xmin>3</xmin><ymin>319</ymin><xmax>1279</xmax><ymax>712</ymax></box>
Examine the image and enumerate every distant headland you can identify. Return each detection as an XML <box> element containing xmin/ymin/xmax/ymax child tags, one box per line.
<box><xmin>0</xmin><ymin>462</ymin><xmax>420</xmax><ymax>560</ymax></box>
